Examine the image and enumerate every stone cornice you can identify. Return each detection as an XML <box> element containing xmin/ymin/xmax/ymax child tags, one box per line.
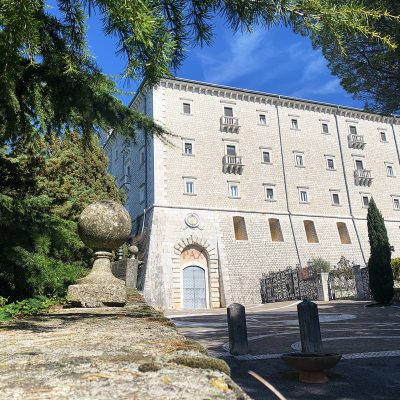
<box><xmin>158</xmin><ymin>77</ymin><xmax>400</xmax><ymax>125</ymax></box>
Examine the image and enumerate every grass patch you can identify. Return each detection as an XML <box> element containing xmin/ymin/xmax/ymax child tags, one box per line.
<box><xmin>138</xmin><ymin>362</ymin><xmax>162</xmax><ymax>372</ymax></box>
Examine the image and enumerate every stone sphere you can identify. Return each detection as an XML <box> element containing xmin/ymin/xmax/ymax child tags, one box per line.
<box><xmin>78</xmin><ymin>201</ymin><xmax>132</xmax><ymax>250</ymax></box>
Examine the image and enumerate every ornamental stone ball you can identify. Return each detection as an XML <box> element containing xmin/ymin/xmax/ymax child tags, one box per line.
<box><xmin>78</xmin><ymin>200</ymin><xmax>131</xmax><ymax>250</ymax></box>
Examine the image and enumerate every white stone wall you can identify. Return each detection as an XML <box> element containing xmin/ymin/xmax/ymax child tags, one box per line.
<box><xmin>106</xmin><ymin>77</ymin><xmax>400</xmax><ymax>308</ymax></box>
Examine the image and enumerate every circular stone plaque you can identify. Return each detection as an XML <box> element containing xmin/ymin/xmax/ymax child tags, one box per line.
<box><xmin>185</xmin><ymin>213</ymin><xmax>200</xmax><ymax>228</ymax></box>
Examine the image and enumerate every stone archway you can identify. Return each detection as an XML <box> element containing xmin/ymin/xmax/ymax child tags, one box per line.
<box><xmin>171</xmin><ymin>235</ymin><xmax>221</xmax><ymax>309</ymax></box>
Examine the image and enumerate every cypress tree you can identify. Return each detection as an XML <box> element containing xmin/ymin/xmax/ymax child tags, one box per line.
<box><xmin>367</xmin><ymin>198</ymin><xmax>394</xmax><ymax>304</ymax></box>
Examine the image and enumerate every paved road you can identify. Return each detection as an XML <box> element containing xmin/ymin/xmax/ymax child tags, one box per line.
<box><xmin>166</xmin><ymin>301</ymin><xmax>400</xmax><ymax>399</ymax></box>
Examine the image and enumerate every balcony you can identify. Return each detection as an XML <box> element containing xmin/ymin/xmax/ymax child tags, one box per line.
<box><xmin>119</xmin><ymin>174</ymin><xmax>131</xmax><ymax>190</ymax></box>
<box><xmin>220</xmin><ymin>116</ymin><xmax>240</xmax><ymax>133</ymax></box>
<box><xmin>223</xmin><ymin>155</ymin><xmax>244</xmax><ymax>174</ymax></box>
<box><xmin>348</xmin><ymin>134</ymin><xmax>366</xmax><ymax>149</ymax></box>
<box><xmin>354</xmin><ymin>169</ymin><xmax>373</xmax><ymax>186</ymax></box>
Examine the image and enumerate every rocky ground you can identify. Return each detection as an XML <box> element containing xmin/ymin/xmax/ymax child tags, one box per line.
<box><xmin>0</xmin><ymin>290</ymin><xmax>249</xmax><ymax>400</ymax></box>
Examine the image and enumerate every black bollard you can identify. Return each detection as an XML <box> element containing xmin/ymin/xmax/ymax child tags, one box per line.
<box><xmin>227</xmin><ymin>303</ymin><xmax>248</xmax><ymax>355</ymax></box>
<box><xmin>297</xmin><ymin>299</ymin><xmax>323</xmax><ymax>353</ymax></box>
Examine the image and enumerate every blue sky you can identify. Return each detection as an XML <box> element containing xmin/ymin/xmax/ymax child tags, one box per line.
<box><xmin>81</xmin><ymin>9</ymin><xmax>363</xmax><ymax>109</ymax></box>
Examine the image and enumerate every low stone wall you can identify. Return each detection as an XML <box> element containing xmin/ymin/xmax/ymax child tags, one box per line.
<box><xmin>0</xmin><ymin>290</ymin><xmax>249</xmax><ymax>400</ymax></box>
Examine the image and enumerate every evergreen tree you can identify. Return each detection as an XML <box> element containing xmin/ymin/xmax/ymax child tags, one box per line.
<box><xmin>367</xmin><ymin>198</ymin><xmax>394</xmax><ymax>304</ymax></box>
<box><xmin>0</xmin><ymin>132</ymin><xmax>124</xmax><ymax>301</ymax></box>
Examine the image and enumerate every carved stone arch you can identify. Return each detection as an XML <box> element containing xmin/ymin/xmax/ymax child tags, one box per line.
<box><xmin>173</xmin><ymin>234</ymin><xmax>217</xmax><ymax>260</ymax></box>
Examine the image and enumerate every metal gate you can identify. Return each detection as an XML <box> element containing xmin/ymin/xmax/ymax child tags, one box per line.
<box><xmin>260</xmin><ymin>266</ymin><xmax>318</xmax><ymax>303</ymax></box>
<box><xmin>182</xmin><ymin>266</ymin><xmax>207</xmax><ymax>308</ymax></box>
<box><xmin>328</xmin><ymin>257</ymin><xmax>356</xmax><ymax>300</ymax></box>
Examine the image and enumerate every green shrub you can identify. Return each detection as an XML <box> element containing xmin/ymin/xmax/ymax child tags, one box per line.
<box><xmin>311</xmin><ymin>257</ymin><xmax>331</xmax><ymax>273</ymax></box>
<box><xmin>391</xmin><ymin>258</ymin><xmax>400</xmax><ymax>281</ymax></box>
<box><xmin>170</xmin><ymin>356</ymin><xmax>231</xmax><ymax>376</ymax></box>
<box><xmin>367</xmin><ymin>198</ymin><xmax>394</xmax><ymax>304</ymax></box>
<box><xmin>0</xmin><ymin>296</ymin><xmax>59</xmax><ymax>322</ymax></box>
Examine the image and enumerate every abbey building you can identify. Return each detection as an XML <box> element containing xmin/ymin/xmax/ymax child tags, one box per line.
<box><xmin>103</xmin><ymin>77</ymin><xmax>400</xmax><ymax>309</ymax></box>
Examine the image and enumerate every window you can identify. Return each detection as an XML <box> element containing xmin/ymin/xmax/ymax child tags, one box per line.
<box><xmin>269</xmin><ymin>218</ymin><xmax>284</xmax><ymax>242</ymax></box>
<box><xmin>321</xmin><ymin>123</ymin><xmax>329</xmax><ymax>134</ymax></box>
<box><xmin>380</xmin><ymin>131</ymin><xmax>388</xmax><ymax>142</ymax></box>
<box><xmin>393</xmin><ymin>197</ymin><xmax>400</xmax><ymax>210</ymax></box>
<box><xmin>299</xmin><ymin>188</ymin><xmax>309</xmax><ymax>203</ymax></box>
<box><xmin>291</xmin><ymin>119</ymin><xmax>299</xmax><ymax>130</ymax></box>
<box><xmin>259</xmin><ymin>114</ymin><xmax>267</xmax><ymax>125</ymax></box>
<box><xmin>326</xmin><ymin>157</ymin><xmax>336</xmax><ymax>170</ymax></box>
<box><xmin>262</xmin><ymin>150</ymin><xmax>271</xmax><ymax>163</ymax></box>
<box><xmin>304</xmin><ymin>220</ymin><xmax>319</xmax><ymax>243</ymax></box>
<box><xmin>331</xmin><ymin>192</ymin><xmax>341</xmax><ymax>206</ymax></box>
<box><xmin>349</xmin><ymin>125</ymin><xmax>357</xmax><ymax>135</ymax></box>
<box><xmin>115</xmin><ymin>148</ymin><xmax>118</xmax><ymax>160</ymax></box>
<box><xmin>226</xmin><ymin>144</ymin><xmax>236</xmax><ymax>156</ymax></box>
<box><xmin>224</xmin><ymin>107</ymin><xmax>233</xmax><ymax>117</ymax></box>
<box><xmin>337</xmin><ymin>222</ymin><xmax>351</xmax><ymax>244</ymax></box>
<box><xmin>264</xmin><ymin>186</ymin><xmax>275</xmax><ymax>201</ymax></box>
<box><xmin>139</xmin><ymin>185</ymin><xmax>145</xmax><ymax>203</ymax></box>
<box><xmin>361</xmin><ymin>195</ymin><xmax>370</xmax><ymax>208</ymax></box>
<box><xmin>182</xmin><ymin>102</ymin><xmax>191</xmax><ymax>114</ymax></box>
<box><xmin>126</xmin><ymin>165</ymin><xmax>131</xmax><ymax>177</ymax></box>
<box><xmin>139</xmin><ymin>147</ymin><xmax>145</xmax><ymax>165</ymax></box>
<box><xmin>355</xmin><ymin>159</ymin><xmax>364</xmax><ymax>170</ymax></box>
<box><xmin>183</xmin><ymin>178</ymin><xmax>196</xmax><ymax>195</ymax></box>
<box><xmin>386</xmin><ymin>164</ymin><xmax>395</xmax><ymax>177</ymax></box>
<box><xmin>294</xmin><ymin>153</ymin><xmax>304</xmax><ymax>167</ymax></box>
<box><xmin>233</xmin><ymin>216</ymin><xmax>248</xmax><ymax>240</ymax></box>
<box><xmin>229</xmin><ymin>182</ymin><xmax>239</xmax><ymax>198</ymax></box>
<box><xmin>183</xmin><ymin>141</ymin><xmax>193</xmax><ymax>156</ymax></box>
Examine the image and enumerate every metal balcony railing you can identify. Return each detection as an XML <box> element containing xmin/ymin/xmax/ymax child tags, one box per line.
<box><xmin>220</xmin><ymin>116</ymin><xmax>240</xmax><ymax>133</ymax></box>
<box><xmin>354</xmin><ymin>169</ymin><xmax>373</xmax><ymax>186</ymax></box>
<box><xmin>348</xmin><ymin>133</ymin><xmax>366</xmax><ymax>149</ymax></box>
<box><xmin>223</xmin><ymin>154</ymin><xmax>244</xmax><ymax>174</ymax></box>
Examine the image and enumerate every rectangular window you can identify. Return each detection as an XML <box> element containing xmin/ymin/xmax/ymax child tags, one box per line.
<box><xmin>349</xmin><ymin>125</ymin><xmax>357</xmax><ymax>135</ymax></box>
<box><xmin>393</xmin><ymin>197</ymin><xmax>400</xmax><ymax>210</ymax></box>
<box><xmin>294</xmin><ymin>153</ymin><xmax>304</xmax><ymax>167</ymax></box>
<box><xmin>321</xmin><ymin>123</ymin><xmax>329</xmax><ymax>134</ymax></box>
<box><xmin>229</xmin><ymin>183</ymin><xmax>239</xmax><ymax>198</ymax></box>
<box><xmin>226</xmin><ymin>144</ymin><xmax>236</xmax><ymax>156</ymax></box>
<box><xmin>269</xmin><ymin>218</ymin><xmax>284</xmax><ymax>242</ymax></box>
<box><xmin>184</xmin><ymin>142</ymin><xmax>193</xmax><ymax>155</ymax></box>
<box><xmin>299</xmin><ymin>189</ymin><xmax>309</xmax><ymax>203</ymax></box>
<box><xmin>326</xmin><ymin>157</ymin><xmax>335</xmax><ymax>170</ymax></box>
<box><xmin>183</xmin><ymin>178</ymin><xmax>196</xmax><ymax>195</ymax></box>
<box><xmin>380</xmin><ymin>132</ymin><xmax>387</xmax><ymax>142</ymax></box>
<box><xmin>139</xmin><ymin>147</ymin><xmax>145</xmax><ymax>165</ymax></box>
<box><xmin>115</xmin><ymin>149</ymin><xmax>118</xmax><ymax>160</ymax></box>
<box><xmin>262</xmin><ymin>151</ymin><xmax>271</xmax><ymax>163</ymax></box>
<box><xmin>362</xmin><ymin>195</ymin><xmax>370</xmax><ymax>208</ymax></box>
<box><xmin>387</xmin><ymin>164</ymin><xmax>395</xmax><ymax>177</ymax></box>
<box><xmin>224</xmin><ymin>107</ymin><xmax>233</xmax><ymax>117</ymax></box>
<box><xmin>291</xmin><ymin>119</ymin><xmax>299</xmax><ymax>130</ymax></box>
<box><xmin>331</xmin><ymin>192</ymin><xmax>340</xmax><ymax>206</ymax></box>
<box><xmin>355</xmin><ymin>159</ymin><xmax>364</xmax><ymax>170</ymax></box>
<box><xmin>139</xmin><ymin>185</ymin><xmax>145</xmax><ymax>203</ymax></box>
<box><xmin>265</xmin><ymin>187</ymin><xmax>275</xmax><ymax>201</ymax></box>
<box><xmin>183</xmin><ymin>102</ymin><xmax>191</xmax><ymax>114</ymax></box>
<box><xmin>304</xmin><ymin>220</ymin><xmax>319</xmax><ymax>243</ymax></box>
<box><xmin>259</xmin><ymin>114</ymin><xmax>267</xmax><ymax>125</ymax></box>
<box><xmin>337</xmin><ymin>222</ymin><xmax>351</xmax><ymax>244</ymax></box>
<box><xmin>233</xmin><ymin>216</ymin><xmax>248</xmax><ymax>240</ymax></box>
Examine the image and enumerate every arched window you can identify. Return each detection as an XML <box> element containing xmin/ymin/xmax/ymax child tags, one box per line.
<box><xmin>233</xmin><ymin>216</ymin><xmax>248</xmax><ymax>240</ymax></box>
<box><xmin>304</xmin><ymin>220</ymin><xmax>319</xmax><ymax>243</ymax></box>
<box><xmin>337</xmin><ymin>222</ymin><xmax>351</xmax><ymax>244</ymax></box>
<box><xmin>269</xmin><ymin>218</ymin><xmax>284</xmax><ymax>242</ymax></box>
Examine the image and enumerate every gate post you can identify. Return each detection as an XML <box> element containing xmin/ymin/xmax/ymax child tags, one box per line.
<box><xmin>352</xmin><ymin>264</ymin><xmax>365</xmax><ymax>300</ymax></box>
<box><xmin>227</xmin><ymin>303</ymin><xmax>248</xmax><ymax>355</ymax></box>
<box><xmin>317</xmin><ymin>272</ymin><xmax>330</xmax><ymax>301</ymax></box>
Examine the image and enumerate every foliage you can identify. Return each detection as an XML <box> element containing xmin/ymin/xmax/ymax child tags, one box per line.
<box><xmin>0</xmin><ymin>296</ymin><xmax>59</xmax><ymax>322</ymax></box>
<box><xmin>170</xmin><ymin>356</ymin><xmax>230</xmax><ymax>376</ymax></box>
<box><xmin>0</xmin><ymin>131</ymin><xmax>124</xmax><ymax>301</ymax></box>
<box><xmin>391</xmin><ymin>258</ymin><xmax>400</xmax><ymax>281</ymax></box>
<box><xmin>1</xmin><ymin>1</ymin><xmax>399</xmax><ymax>145</ymax></box>
<box><xmin>310</xmin><ymin>257</ymin><xmax>331</xmax><ymax>273</ymax></box>
<box><xmin>367</xmin><ymin>198</ymin><xmax>394</xmax><ymax>304</ymax></box>
<box><xmin>314</xmin><ymin>1</ymin><xmax>400</xmax><ymax>114</ymax></box>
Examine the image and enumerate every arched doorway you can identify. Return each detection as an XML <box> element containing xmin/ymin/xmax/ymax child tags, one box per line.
<box><xmin>182</xmin><ymin>266</ymin><xmax>206</xmax><ymax>308</ymax></box>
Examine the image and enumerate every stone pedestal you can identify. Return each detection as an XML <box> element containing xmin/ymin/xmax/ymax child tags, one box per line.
<box><xmin>352</xmin><ymin>265</ymin><xmax>366</xmax><ymax>300</ymax></box>
<box><xmin>68</xmin><ymin>251</ymin><xmax>127</xmax><ymax>307</ymax></box>
<box><xmin>317</xmin><ymin>272</ymin><xmax>330</xmax><ymax>301</ymax></box>
<box><xmin>112</xmin><ymin>259</ymin><xmax>138</xmax><ymax>289</ymax></box>
<box><xmin>67</xmin><ymin>201</ymin><xmax>131</xmax><ymax>308</ymax></box>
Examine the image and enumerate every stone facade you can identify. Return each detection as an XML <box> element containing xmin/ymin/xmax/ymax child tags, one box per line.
<box><xmin>103</xmin><ymin>77</ymin><xmax>400</xmax><ymax>309</ymax></box>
